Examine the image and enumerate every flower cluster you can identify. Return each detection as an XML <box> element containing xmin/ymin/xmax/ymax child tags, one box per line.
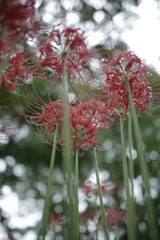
<box><xmin>0</xmin><ymin>0</ymin><xmax>42</xmax><ymax>92</ymax></box>
<box><xmin>83</xmin><ymin>179</ymin><xmax>118</xmax><ymax>197</ymax></box>
<box><xmin>81</xmin><ymin>208</ymin><xmax>127</xmax><ymax>230</ymax></box>
<box><xmin>0</xmin><ymin>52</ymin><xmax>40</xmax><ymax>91</ymax></box>
<box><xmin>0</xmin><ymin>0</ymin><xmax>36</xmax><ymax>36</ymax></box>
<box><xmin>17</xmin><ymin>50</ymin><xmax>157</xmax><ymax>151</ymax></box>
<box><xmin>49</xmin><ymin>212</ymin><xmax>64</xmax><ymax>229</ymax></box>
<box><xmin>23</xmin><ymin>96</ymin><xmax>113</xmax><ymax>150</ymax></box>
<box><xmin>101</xmin><ymin>51</ymin><xmax>153</xmax><ymax>116</ymax></box>
<box><xmin>69</xmin><ymin>99</ymin><xmax>114</xmax><ymax>149</ymax></box>
<box><xmin>100</xmin><ymin>209</ymin><xmax>127</xmax><ymax>229</ymax></box>
<box><xmin>38</xmin><ymin>24</ymin><xmax>90</xmax><ymax>81</ymax></box>
<box><xmin>41</xmin><ymin>99</ymin><xmax>64</xmax><ymax>133</ymax></box>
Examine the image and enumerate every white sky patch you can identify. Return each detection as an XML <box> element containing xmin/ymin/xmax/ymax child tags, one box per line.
<box><xmin>0</xmin><ymin>159</ymin><xmax>7</xmax><ymax>173</ymax></box>
<box><xmin>66</xmin><ymin>12</ymin><xmax>80</xmax><ymax>25</ymax></box>
<box><xmin>93</xmin><ymin>10</ymin><xmax>106</xmax><ymax>23</ymax></box>
<box><xmin>9</xmin><ymin>213</ymin><xmax>41</xmax><ymax>229</ymax></box>
<box><xmin>61</xmin><ymin>0</ymin><xmax>74</xmax><ymax>11</ymax></box>
<box><xmin>87</xmin><ymin>30</ymin><xmax>106</xmax><ymax>46</ymax></box>
<box><xmin>0</xmin><ymin>193</ymin><xmax>19</xmax><ymax>214</ymax></box>
<box><xmin>68</xmin><ymin>92</ymin><xmax>76</xmax><ymax>102</ymax></box>
<box><xmin>87</xmin><ymin>0</ymin><xmax>106</xmax><ymax>9</ymax></box>
<box><xmin>120</xmin><ymin>0</ymin><xmax>160</xmax><ymax>71</ymax></box>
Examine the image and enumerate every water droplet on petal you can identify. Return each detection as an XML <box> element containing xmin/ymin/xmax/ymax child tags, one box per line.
<box><xmin>24</xmin><ymin>74</ymin><xmax>33</xmax><ymax>84</ymax></box>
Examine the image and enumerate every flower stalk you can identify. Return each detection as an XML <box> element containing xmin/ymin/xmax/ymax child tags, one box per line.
<box><xmin>74</xmin><ymin>147</ymin><xmax>79</xmax><ymax>240</ymax></box>
<box><xmin>120</xmin><ymin>116</ymin><xmax>136</xmax><ymax>240</ymax></box>
<box><xmin>93</xmin><ymin>147</ymin><xmax>110</xmax><ymax>240</ymax></box>
<box><xmin>126</xmin><ymin>80</ymin><xmax>158</xmax><ymax>240</ymax></box>
<box><xmin>128</xmin><ymin>111</ymin><xmax>135</xmax><ymax>195</ymax></box>
<box><xmin>41</xmin><ymin>124</ymin><xmax>59</xmax><ymax>240</ymax></box>
<box><xmin>62</xmin><ymin>52</ymin><xmax>74</xmax><ymax>240</ymax></box>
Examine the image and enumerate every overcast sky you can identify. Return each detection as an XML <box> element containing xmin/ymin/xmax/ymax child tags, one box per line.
<box><xmin>121</xmin><ymin>0</ymin><xmax>160</xmax><ymax>72</ymax></box>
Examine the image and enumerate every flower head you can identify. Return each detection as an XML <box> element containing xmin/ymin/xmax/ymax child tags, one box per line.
<box><xmin>102</xmin><ymin>51</ymin><xmax>153</xmax><ymax>116</ymax></box>
<box><xmin>41</xmin><ymin>99</ymin><xmax>64</xmax><ymax>134</ymax></box>
<box><xmin>20</xmin><ymin>86</ymin><xmax>113</xmax><ymax>150</ymax></box>
<box><xmin>83</xmin><ymin>179</ymin><xmax>118</xmax><ymax>198</ymax></box>
<box><xmin>69</xmin><ymin>99</ymin><xmax>114</xmax><ymax>149</ymax></box>
<box><xmin>0</xmin><ymin>0</ymin><xmax>36</xmax><ymax>36</ymax></box>
<box><xmin>49</xmin><ymin>212</ymin><xmax>64</xmax><ymax>228</ymax></box>
<box><xmin>0</xmin><ymin>52</ymin><xmax>43</xmax><ymax>91</ymax></box>
<box><xmin>38</xmin><ymin>24</ymin><xmax>90</xmax><ymax>81</ymax></box>
<box><xmin>99</xmin><ymin>209</ymin><xmax>127</xmax><ymax>229</ymax></box>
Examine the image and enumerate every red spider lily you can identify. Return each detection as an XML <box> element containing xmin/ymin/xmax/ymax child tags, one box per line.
<box><xmin>0</xmin><ymin>0</ymin><xmax>40</xmax><ymax>91</ymax></box>
<box><xmin>0</xmin><ymin>39</ymin><xmax>15</xmax><ymax>58</ymax></box>
<box><xmin>19</xmin><ymin>85</ymin><xmax>113</xmax><ymax>150</ymax></box>
<box><xmin>82</xmin><ymin>179</ymin><xmax>118</xmax><ymax>198</ymax></box>
<box><xmin>0</xmin><ymin>52</ymin><xmax>43</xmax><ymax>91</ymax></box>
<box><xmin>37</xmin><ymin>24</ymin><xmax>90</xmax><ymax>81</ymax></box>
<box><xmin>68</xmin><ymin>99</ymin><xmax>114</xmax><ymax>149</ymax></box>
<box><xmin>69</xmin><ymin>105</ymin><xmax>97</xmax><ymax>149</ymax></box>
<box><xmin>41</xmin><ymin>99</ymin><xmax>64</xmax><ymax>134</ymax></box>
<box><xmin>99</xmin><ymin>209</ymin><xmax>127</xmax><ymax>229</ymax></box>
<box><xmin>81</xmin><ymin>208</ymin><xmax>127</xmax><ymax>230</ymax></box>
<box><xmin>56</xmin><ymin>100</ymin><xmax>114</xmax><ymax>149</ymax></box>
<box><xmin>0</xmin><ymin>53</ymin><xmax>25</xmax><ymax>91</ymax></box>
<box><xmin>32</xmin><ymin>99</ymin><xmax>98</xmax><ymax>149</ymax></box>
<box><xmin>49</xmin><ymin>212</ymin><xmax>64</xmax><ymax>227</ymax></box>
<box><xmin>102</xmin><ymin>51</ymin><xmax>155</xmax><ymax>116</ymax></box>
<box><xmin>76</xmin><ymin>99</ymin><xmax>114</xmax><ymax>131</ymax></box>
<box><xmin>0</xmin><ymin>0</ymin><xmax>36</xmax><ymax>36</ymax></box>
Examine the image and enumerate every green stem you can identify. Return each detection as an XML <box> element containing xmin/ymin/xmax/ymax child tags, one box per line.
<box><xmin>128</xmin><ymin>111</ymin><xmax>135</xmax><ymax>195</ymax></box>
<box><xmin>95</xmin><ymin>228</ymin><xmax>98</xmax><ymax>240</ymax></box>
<box><xmin>41</xmin><ymin>124</ymin><xmax>59</xmax><ymax>240</ymax></box>
<box><xmin>120</xmin><ymin>116</ymin><xmax>136</xmax><ymax>240</ymax></box>
<box><xmin>74</xmin><ymin>148</ymin><xmax>79</xmax><ymax>240</ymax></box>
<box><xmin>93</xmin><ymin>147</ymin><xmax>110</xmax><ymax>240</ymax></box>
<box><xmin>62</xmin><ymin>52</ymin><xmax>74</xmax><ymax>239</ymax></box>
<box><xmin>95</xmin><ymin>202</ymin><xmax>99</xmax><ymax>240</ymax></box>
<box><xmin>126</xmin><ymin>81</ymin><xmax>158</xmax><ymax>240</ymax></box>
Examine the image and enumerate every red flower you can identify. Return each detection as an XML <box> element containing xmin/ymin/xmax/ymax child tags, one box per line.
<box><xmin>76</xmin><ymin>99</ymin><xmax>113</xmax><ymax>131</ymax></box>
<box><xmin>37</xmin><ymin>24</ymin><xmax>90</xmax><ymax>81</ymax></box>
<box><xmin>21</xmin><ymin>89</ymin><xmax>113</xmax><ymax>150</ymax></box>
<box><xmin>99</xmin><ymin>209</ymin><xmax>127</xmax><ymax>229</ymax></box>
<box><xmin>69</xmin><ymin>99</ymin><xmax>114</xmax><ymax>149</ymax></box>
<box><xmin>41</xmin><ymin>99</ymin><xmax>64</xmax><ymax>134</ymax></box>
<box><xmin>83</xmin><ymin>179</ymin><xmax>118</xmax><ymax>197</ymax></box>
<box><xmin>21</xmin><ymin>93</ymin><xmax>63</xmax><ymax>141</ymax></box>
<box><xmin>69</xmin><ymin>105</ymin><xmax>96</xmax><ymax>149</ymax></box>
<box><xmin>0</xmin><ymin>0</ymin><xmax>36</xmax><ymax>35</ymax></box>
<box><xmin>0</xmin><ymin>52</ymin><xmax>41</xmax><ymax>91</ymax></box>
<box><xmin>0</xmin><ymin>0</ymin><xmax>39</xmax><ymax>58</ymax></box>
<box><xmin>0</xmin><ymin>39</ymin><xmax>14</xmax><ymax>58</ymax></box>
<box><xmin>36</xmin><ymin>100</ymin><xmax>101</xmax><ymax>149</ymax></box>
<box><xmin>102</xmin><ymin>51</ymin><xmax>154</xmax><ymax>116</ymax></box>
<box><xmin>81</xmin><ymin>208</ymin><xmax>127</xmax><ymax>231</ymax></box>
<box><xmin>49</xmin><ymin>212</ymin><xmax>64</xmax><ymax>227</ymax></box>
